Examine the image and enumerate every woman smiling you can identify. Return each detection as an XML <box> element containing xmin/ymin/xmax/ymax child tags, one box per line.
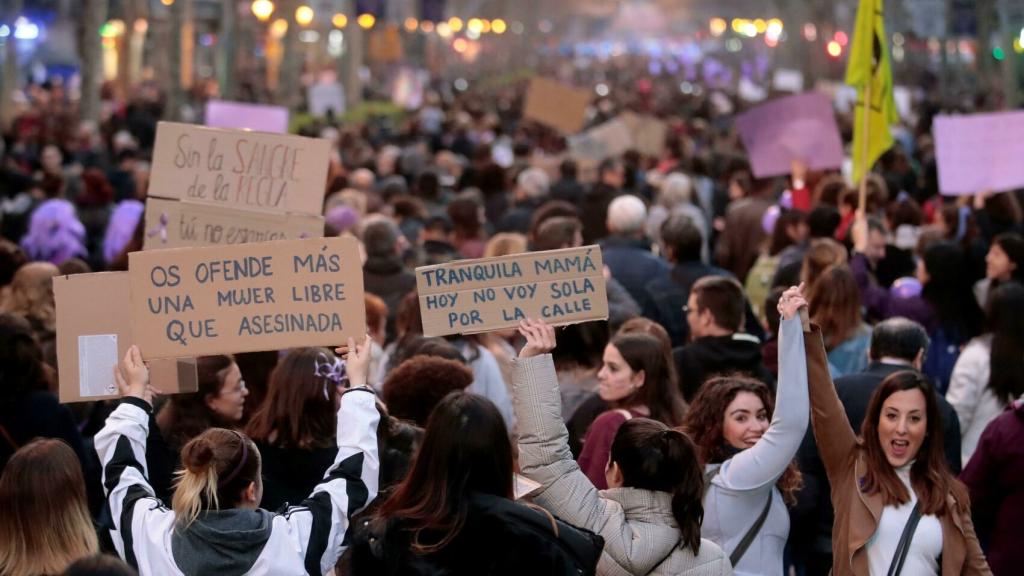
<box><xmin>805</xmin><ymin>301</ymin><xmax>991</xmax><ymax>575</ymax></box>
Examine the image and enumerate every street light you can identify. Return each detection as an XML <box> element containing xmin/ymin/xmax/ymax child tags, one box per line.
<box><xmin>491</xmin><ymin>19</ymin><xmax>506</xmax><ymax>35</ymax></box>
<box><xmin>295</xmin><ymin>5</ymin><xmax>314</xmax><ymax>27</ymax></box>
<box><xmin>357</xmin><ymin>14</ymin><xmax>375</xmax><ymax>29</ymax></box>
<box><xmin>332</xmin><ymin>13</ymin><xmax>347</xmax><ymax>28</ymax></box>
<box><xmin>251</xmin><ymin>0</ymin><xmax>274</xmax><ymax>22</ymax></box>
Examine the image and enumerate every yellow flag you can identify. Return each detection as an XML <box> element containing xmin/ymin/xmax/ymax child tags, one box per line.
<box><xmin>846</xmin><ymin>0</ymin><xmax>898</xmax><ymax>184</ymax></box>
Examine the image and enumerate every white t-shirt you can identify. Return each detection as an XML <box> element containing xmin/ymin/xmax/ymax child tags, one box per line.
<box><xmin>866</xmin><ymin>463</ymin><xmax>944</xmax><ymax>576</ymax></box>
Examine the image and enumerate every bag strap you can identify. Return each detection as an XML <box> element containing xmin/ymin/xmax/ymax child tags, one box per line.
<box><xmin>729</xmin><ymin>491</ymin><xmax>772</xmax><ymax>566</ymax></box>
<box><xmin>886</xmin><ymin>502</ymin><xmax>923</xmax><ymax>576</ymax></box>
<box><xmin>643</xmin><ymin>538</ymin><xmax>682</xmax><ymax>576</ymax></box>
<box><xmin>701</xmin><ymin>464</ymin><xmax>772</xmax><ymax>567</ymax></box>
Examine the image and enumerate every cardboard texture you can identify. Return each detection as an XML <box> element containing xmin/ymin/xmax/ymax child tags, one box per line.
<box><xmin>735</xmin><ymin>92</ymin><xmax>844</xmax><ymax>178</ymax></box>
<box><xmin>143</xmin><ymin>197</ymin><xmax>325</xmax><ymax>249</ymax></box>
<box><xmin>522</xmin><ymin>77</ymin><xmax>591</xmax><ymax>135</ymax></box>
<box><xmin>129</xmin><ymin>237</ymin><xmax>365</xmax><ymax>359</ymax></box>
<box><xmin>205</xmin><ymin>100</ymin><xmax>290</xmax><ymax>134</ymax></box>
<box><xmin>149</xmin><ymin>121</ymin><xmax>330</xmax><ymax>215</ymax></box>
<box><xmin>416</xmin><ymin>246</ymin><xmax>608</xmax><ymax>337</ymax></box>
<box><xmin>620</xmin><ymin>113</ymin><xmax>669</xmax><ymax>157</ymax></box>
<box><xmin>54</xmin><ymin>272</ymin><xmax>198</xmax><ymax>403</ymax></box>
<box><xmin>569</xmin><ymin>118</ymin><xmax>633</xmax><ymax>160</ymax></box>
<box><xmin>934</xmin><ymin>111</ymin><xmax>1024</xmax><ymax>195</ymax></box>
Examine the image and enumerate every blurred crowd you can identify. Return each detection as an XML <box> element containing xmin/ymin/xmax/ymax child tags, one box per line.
<box><xmin>0</xmin><ymin>54</ymin><xmax>1020</xmax><ymax>576</ymax></box>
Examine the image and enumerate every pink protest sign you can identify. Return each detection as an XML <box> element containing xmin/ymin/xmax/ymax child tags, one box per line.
<box><xmin>934</xmin><ymin>111</ymin><xmax>1024</xmax><ymax>196</ymax></box>
<box><xmin>205</xmin><ymin>100</ymin><xmax>290</xmax><ymax>134</ymax></box>
<box><xmin>735</xmin><ymin>92</ymin><xmax>844</xmax><ymax>178</ymax></box>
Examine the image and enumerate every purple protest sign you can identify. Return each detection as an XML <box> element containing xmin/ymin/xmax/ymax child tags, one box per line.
<box><xmin>934</xmin><ymin>111</ymin><xmax>1024</xmax><ymax>196</ymax></box>
<box><xmin>735</xmin><ymin>92</ymin><xmax>844</xmax><ymax>178</ymax></box>
<box><xmin>204</xmin><ymin>100</ymin><xmax>290</xmax><ymax>134</ymax></box>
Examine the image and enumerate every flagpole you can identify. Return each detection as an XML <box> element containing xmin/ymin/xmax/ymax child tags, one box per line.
<box><xmin>857</xmin><ymin>53</ymin><xmax>873</xmax><ymax>214</ymax></box>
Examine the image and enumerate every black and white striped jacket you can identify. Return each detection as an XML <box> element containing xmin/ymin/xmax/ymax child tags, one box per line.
<box><xmin>95</xmin><ymin>391</ymin><xmax>379</xmax><ymax>575</ymax></box>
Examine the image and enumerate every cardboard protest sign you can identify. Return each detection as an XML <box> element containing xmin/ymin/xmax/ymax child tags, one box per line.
<box><xmin>569</xmin><ymin>117</ymin><xmax>633</xmax><ymax>160</ymax></box>
<box><xmin>934</xmin><ymin>111</ymin><xmax>1024</xmax><ymax>195</ymax></box>
<box><xmin>143</xmin><ymin>197</ymin><xmax>324</xmax><ymax>249</ymax></box>
<box><xmin>205</xmin><ymin>100</ymin><xmax>289</xmax><ymax>134</ymax></box>
<box><xmin>416</xmin><ymin>246</ymin><xmax>608</xmax><ymax>337</ymax></box>
<box><xmin>620</xmin><ymin>113</ymin><xmax>669</xmax><ymax>157</ymax></box>
<box><xmin>149</xmin><ymin>122</ymin><xmax>330</xmax><ymax>215</ymax></box>
<box><xmin>309</xmin><ymin>82</ymin><xmax>346</xmax><ymax>117</ymax></box>
<box><xmin>735</xmin><ymin>92</ymin><xmax>844</xmax><ymax>178</ymax></box>
<box><xmin>54</xmin><ymin>272</ymin><xmax>198</xmax><ymax>403</ymax></box>
<box><xmin>522</xmin><ymin>77</ymin><xmax>591</xmax><ymax>135</ymax></box>
<box><xmin>128</xmin><ymin>237</ymin><xmax>365</xmax><ymax>359</ymax></box>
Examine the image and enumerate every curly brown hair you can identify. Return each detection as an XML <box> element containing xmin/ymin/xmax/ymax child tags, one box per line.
<box><xmin>382</xmin><ymin>356</ymin><xmax>474</xmax><ymax>427</ymax></box>
<box><xmin>681</xmin><ymin>375</ymin><xmax>802</xmax><ymax>504</ymax></box>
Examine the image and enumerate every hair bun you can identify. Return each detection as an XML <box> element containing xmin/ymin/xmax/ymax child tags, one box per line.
<box><xmin>181</xmin><ymin>436</ymin><xmax>216</xmax><ymax>473</ymax></box>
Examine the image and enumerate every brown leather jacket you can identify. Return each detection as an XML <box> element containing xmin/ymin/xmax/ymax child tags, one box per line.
<box><xmin>804</xmin><ymin>324</ymin><xmax>991</xmax><ymax>575</ymax></box>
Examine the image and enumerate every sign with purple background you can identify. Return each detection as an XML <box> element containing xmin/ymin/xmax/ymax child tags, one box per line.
<box><xmin>735</xmin><ymin>92</ymin><xmax>844</xmax><ymax>178</ymax></box>
<box><xmin>934</xmin><ymin>111</ymin><xmax>1024</xmax><ymax>196</ymax></box>
<box><xmin>205</xmin><ymin>100</ymin><xmax>289</xmax><ymax>134</ymax></box>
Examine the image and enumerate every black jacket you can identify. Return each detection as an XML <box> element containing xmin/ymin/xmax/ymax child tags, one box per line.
<box><xmin>579</xmin><ymin>183</ymin><xmax>620</xmax><ymax>245</ymax></box>
<box><xmin>255</xmin><ymin>442</ymin><xmax>338</xmax><ymax>512</ymax></box>
<box><xmin>673</xmin><ymin>334</ymin><xmax>775</xmax><ymax>402</ymax></box>
<box><xmin>641</xmin><ymin>261</ymin><xmax>765</xmax><ymax>348</ymax></box>
<box><xmin>347</xmin><ymin>492</ymin><xmax>603</xmax><ymax>576</ymax></box>
<box><xmin>363</xmin><ymin>255</ymin><xmax>417</xmax><ymax>339</ymax></box>
<box><xmin>792</xmin><ymin>362</ymin><xmax>963</xmax><ymax>563</ymax></box>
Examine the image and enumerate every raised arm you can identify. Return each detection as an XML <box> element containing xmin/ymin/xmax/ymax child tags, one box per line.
<box><xmin>805</xmin><ymin>322</ymin><xmax>859</xmax><ymax>480</ymax></box>
<box><xmin>284</xmin><ymin>337</ymin><xmax>382</xmax><ymax>575</ymax></box>
<box><xmin>96</xmin><ymin>346</ymin><xmax>173</xmax><ymax>570</ymax></box>
<box><xmin>714</xmin><ymin>291</ymin><xmax>809</xmax><ymax>491</ymax></box>
<box><xmin>512</xmin><ymin>320</ymin><xmax>650</xmax><ymax>573</ymax></box>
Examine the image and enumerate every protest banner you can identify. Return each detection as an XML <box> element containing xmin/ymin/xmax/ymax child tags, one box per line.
<box><xmin>205</xmin><ymin>100</ymin><xmax>290</xmax><ymax>134</ymax></box>
<box><xmin>309</xmin><ymin>82</ymin><xmax>346</xmax><ymax>117</ymax></box>
<box><xmin>416</xmin><ymin>246</ymin><xmax>608</xmax><ymax>337</ymax></box>
<box><xmin>934</xmin><ymin>111</ymin><xmax>1024</xmax><ymax>195</ymax></box>
<box><xmin>735</xmin><ymin>92</ymin><xmax>844</xmax><ymax>178</ymax></box>
<box><xmin>149</xmin><ymin>122</ymin><xmax>330</xmax><ymax>215</ymax></box>
<box><xmin>522</xmin><ymin>77</ymin><xmax>591</xmax><ymax>135</ymax></box>
<box><xmin>128</xmin><ymin>237</ymin><xmax>365</xmax><ymax>359</ymax></box>
<box><xmin>620</xmin><ymin>113</ymin><xmax>669</xmax><ymax>157</ymax></box>
<box><xmin>54</xmin><ymin>272</ymin><xmax>198</xmax><ymax>403</ymax></box>
<box><xmin>143</xmin><ymin>197</ymin><xmax>324</xmax><ymax>249</ymax></box>
<box><xmin>569</xmin><ymin>117</ymin><xmax>633</xmax><ymax>160</ymax></box>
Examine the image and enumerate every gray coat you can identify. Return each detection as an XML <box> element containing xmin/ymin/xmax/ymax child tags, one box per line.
<box><xmin>513</xmin><ymin>355</ymin><xmax>732</xmax><ymax>576</ymax></box>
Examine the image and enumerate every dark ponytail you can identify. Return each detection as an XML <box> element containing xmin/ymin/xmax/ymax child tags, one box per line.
<box><xmin>610</xmin><ymin>419</ymin><xmax>704</xmax><ymax>554</ymax></box>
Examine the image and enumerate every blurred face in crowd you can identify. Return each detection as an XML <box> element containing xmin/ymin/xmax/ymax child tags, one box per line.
<box><xmin>877</xmin><ymin>388</ymin><xmax>927</xmax><ymax>467</ymax></box>
<box><xmin>602</xmin><ymin>164</ymin><xmax>625</xmax><ymax>189</ymax></box>
<box><xmin>722</xmin><ymin>392</ymin><xmax>768</xmax><ymax>449</ymax></box>
<box><xmin>206</xmin><ymin>363</ymin><xmax>248</xmax><ymax>422</ymax></box>
<box><xmin>41</xmin><ymin>145</ymin><xmax>62</xmax><ymax>174</ymax></box>
<box><xmin>866</xmin><ymin>228</ymin><xmax>887</xmax><ymax>265</ymax></box>
<box><xmin>986</xmin><ymin>243</ymin><xmax>1016</xmax><ymax>281</ymax></box>
<box><xmin>686</xmin><ymin>292</ymin><xmax>715</xmax><ymax>340</ymax></box>
<box><xmin>597</xmin><ymin>344</ymin><xmax>644</xmax><ymax>403</ymax></box>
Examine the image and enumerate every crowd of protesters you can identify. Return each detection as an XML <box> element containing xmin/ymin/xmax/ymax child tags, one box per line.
<box><xmin>0</xmin><ymin>53</ymin><xmax>1020</xmax><ymax>576</ymax></box>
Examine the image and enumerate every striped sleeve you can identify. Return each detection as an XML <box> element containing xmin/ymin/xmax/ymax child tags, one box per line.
<box><xmin>282</xmin><ymin>388</ymin><xmax>380</xmax><ymax>575</ymax></box>
<box><xmin>94</xmin><ymin>398</ymin><xmax>173</xmax><ymax>571</ymax></box>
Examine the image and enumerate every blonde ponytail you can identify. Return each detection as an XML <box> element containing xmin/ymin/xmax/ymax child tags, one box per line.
<box><xmin>172</xmin><ymin>428</ymin><xmax>258</xmax><ymax>527</ymax></box>
<box><xmin>172</xmin><ymin>465</ymin><xmax>220</xmax><ymax>527</ymax></box>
